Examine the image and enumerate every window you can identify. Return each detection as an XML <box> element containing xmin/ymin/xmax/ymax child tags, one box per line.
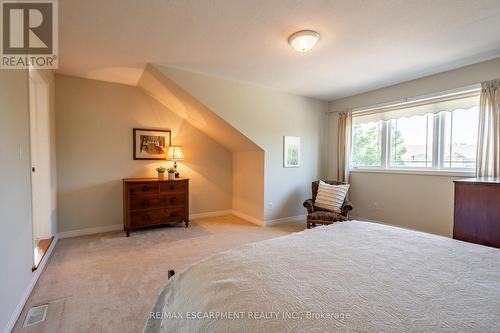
<box><xmin>351</xmin><ymin>121</ymin><xmax>382</xmax><ymax>167</ymax></box>
<box><xmin>351</xmin><ymin>89</ymin><xmax>480</xmax><ymax>174</ymax></box>
<box><xmin>389</xmin><ymin>114</ymin><xmax>434</xmax><ymax>168</ymax></box>
<box><xmin>442</xmin><ymin>107</ymin><xmax>479</xmax><ymax>169</ymax></box>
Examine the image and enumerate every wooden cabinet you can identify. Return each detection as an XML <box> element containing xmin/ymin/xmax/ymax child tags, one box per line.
<box><xmin>453</xmin><ymin>178</ymin><xmax>500</xmax><ymax>248</ymax></box>
<box><xmin>123</xmin><ymin>178</ymin><xmax>189</xmax><ymax>236</ymax></box>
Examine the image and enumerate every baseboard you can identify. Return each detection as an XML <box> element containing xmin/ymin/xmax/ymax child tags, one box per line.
<box><xmin>189</xmin><ymin>210</ymin><xmax>232</xmax><ymax>220</ymax></box>
<box><xmin>264</xmin><ymin>214</ymin><xmax>307</xmax><ymax>226</ymax></box>
<box><xmin>231</xmin><ymin>211</ymin><xmax>307</xmax><ymax>227</ymax></box>
<box><xmin>349</xmin><ymin>215</ymin><xmax>448</xmax><ymax>238</ymax></box>
<box><xmin>349</xmin><ymin>215</ymin><xmax>376</xmax><ymax>222</ymax></box>
<box><xmin>3</xmin><ymin>236</ymin><xmax>58</xmax><ymax>333</ymax></box>
<box><xmin>231</xmin><ymin>210</ymin><xmax>264</xmax><ymax>226</ymax></box>
<box><xmin>57</xmin><ymin>224</ymin><xmax>123</xmax><ymax>239</ymax></box>
<box><xmin>55</xmin><ymin>210</ymin><xmax>298</xmax><ymax>239</ymax></box>
<box><xmin>57</xmin><ymin>211</ymin><xmax>233</xmax><ymax>239</ymax></box>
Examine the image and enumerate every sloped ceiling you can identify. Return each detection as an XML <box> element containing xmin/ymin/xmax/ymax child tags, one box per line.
<box><xmin>137</xmin><ymin>64</ymin><xmax>261</xmax><ymax>152</ymax></box>
<box><xmin>58</xmin><ymin>0</ymin><xmax>500</xmax><ymax>100</ymax></box>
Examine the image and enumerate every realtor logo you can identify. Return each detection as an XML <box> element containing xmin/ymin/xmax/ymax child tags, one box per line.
<box><xmin>1</xmin><ymin>0</ymin><xmax>58</xmax><ymax>69</ymax></box>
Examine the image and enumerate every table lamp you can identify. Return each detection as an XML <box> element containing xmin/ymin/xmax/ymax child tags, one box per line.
<box><xmin>166</xmin><ymin>146</ymin><xmax>184</xmax><ymax>177</ymax></box>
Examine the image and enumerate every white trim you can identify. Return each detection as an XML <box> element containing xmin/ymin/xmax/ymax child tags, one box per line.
<box><xmin>349</xmin><ymin>215</ymin><xmax>450</xmax><ymax>239</ymax></box>
<box><xmin>350</xmin><ymin>168</ymin><xmax>474</xmax><ymax>177</ymax></box>
<box><xmin>3</xmin><ymin>237</ymin><xmax>58</xmax><ymax>333</ymax></box>
<box><xmin>381</xmin><ymin>120</ymin><xmax>389</xmax><ymax>167</ymax></box>
<box><xmin>349</xmin><ymin>215</ymin><xmax>376</xmax><ymax>222</ymax></box>
<box><xmin>231</xmin><ymin>210</ymin><xmax>307</xmax><ymax>227</ymax></box>
<box><xmin>57</xmin><ymin>224</ymin><xmax>123</xmax><ymax>239</ymax></box>
<box><xmin>264</xmin><ymin>214</ymin><xmax>307</xmax><ymax>226</ymax></box>
<box><xmin>56</xmin><ymin>210</ymin><xmax>303</xmax><ymax>239</ymax></box>
<box><xmin>189</xmin><ymin>210</ymin><xmax>232</xmax><ymax>220</ymax></box>
<box><xmin>433</xmin><ymin>113</ymin><xmax>442</xmax><ymax>169</ymax></box>
<box><xmin>57</xmin><ymin>210</ymin><xmax>233</xmax><ymax>239</ymax></box>
<box><xmin>231</xmin><ymin>210</ymin><xmax>264</xmax><ymax>226</ymax></box>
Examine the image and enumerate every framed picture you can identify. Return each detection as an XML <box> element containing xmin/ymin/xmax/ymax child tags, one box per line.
<box><xmin>133</xmin><ymin>128</ymin><xmax>171</xmax><ymax>160</ymax></box>
<box><xmin>283</xmin><ymin>136</ymin><xmax>300</xmax><ymax>168</ymax></box>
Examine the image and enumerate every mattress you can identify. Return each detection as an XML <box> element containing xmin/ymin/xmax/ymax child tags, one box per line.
<box><xmin>145</xmin><ymin>221</ymin><xmax>500</xmax><ymax>332</ymax></box>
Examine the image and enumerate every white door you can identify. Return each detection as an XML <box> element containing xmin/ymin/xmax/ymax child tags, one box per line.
<box><xmin>29</xmin><ymin>69</ymin><xmax>52</xmax><ymax>241</ymax></box>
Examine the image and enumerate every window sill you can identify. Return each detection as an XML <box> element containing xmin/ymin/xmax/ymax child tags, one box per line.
<box><xmin>350</xmin><ymin>168</ymin><xmax>475</xmax><ymax>177</ymax></box>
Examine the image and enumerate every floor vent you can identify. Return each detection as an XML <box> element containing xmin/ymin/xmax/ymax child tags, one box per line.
<box><xmin>23</xmin><ymin>304</ymin><xmax>48</xmax><ymax>327</ymax></box>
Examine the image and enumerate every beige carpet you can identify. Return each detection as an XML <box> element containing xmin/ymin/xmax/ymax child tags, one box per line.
<box><xmin>13</xmin><ymin>215</ymin><xmax>305</xmax><ymax>333</ymax></box>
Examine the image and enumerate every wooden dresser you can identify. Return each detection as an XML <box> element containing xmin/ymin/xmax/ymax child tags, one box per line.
<box><xmin>453</xmin><ymin>177</ymin><xmax>500</xmax><ymax>248</ymax></box>
<box><xmin>123</xmin><ymin>178</ymin><xmax>189</xmax><ymax>236</ymax></box>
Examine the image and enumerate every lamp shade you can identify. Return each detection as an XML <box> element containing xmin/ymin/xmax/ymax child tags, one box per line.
<box><xmin>166</xmin><ymin>146</ymin><xmax>184</xmax><ymax>161</ymax></box>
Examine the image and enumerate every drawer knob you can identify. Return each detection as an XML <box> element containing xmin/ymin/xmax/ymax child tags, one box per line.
<box><xmin>169</xmin><ymin>185</ymin><xmax>174</xmax><ymax>190</ymax></box>
<box><xmin>142</xmin><ymin>200</ymin><xmax>149</xmax><ymax>207</ymax></box>
<box><xmin>142</xmin><ymin>186</ymin><xmax>149</xmax><ymax>192</ymax></box>
<box><xmin>142</xmin><ymin>215</ymin><xmax>150</xmax><ymax>220</ymax></box>
<box><xmin>170</xmin><ymin>197</ymin><xmax>177</xmax><ymax>204</ymax></box>
<box><xmin>170</xmin><ymin>212</ymin><xmax>177</xmax><ymax>217</ymax></box>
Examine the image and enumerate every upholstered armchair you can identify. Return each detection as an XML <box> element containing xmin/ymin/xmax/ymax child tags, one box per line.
<box><xmin>303</xmin><ymin>180</ymin><xmax>353</xmax><ymax>229</ymax></box>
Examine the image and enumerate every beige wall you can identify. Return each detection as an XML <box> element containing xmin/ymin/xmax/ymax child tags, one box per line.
<box><xmin>138</xmin><ymin>65</ymin><xmax>260</xmax><ymax>152</ymax></box>
<box><xmin>56</xmin><ymin>75</ymin><xmax>233</xmax><ymax>232</ymax></box>
<box><xmin>330</xmin><ymin>57</ymin><xmax>500</xmax><ymax>112</ymax></box>
<box><xmin>0</xmin><ymin>69</ymin><xmax>57</xmax><ymax>332</ymax></box>
<box><xmin>37</xmin><ymin>70</ymin><xmax>58</xmax><ymax>237</ymax></box>
<box><xmin>156</xmin><ymin>66</ymin><xmax>328</xmax><ymax>221</ymax></box>
<box><xmin>0</xmin><ymin>69</ymin><xmax>32</xmax><ymax>333</ymax></box>
<box><xmin>328</xmin><ymin>57</ymin><xmax>500</xmax><ymax>236</ymax></box>
<box><xmin>232</xmin><ymin>151</ymin><xmax>265</xmax><ymax>221</ymax></box>
<box><xmin>349</xmin><ymin>172</ymin><xmax>460</xmax><ymax>236</ymax></box>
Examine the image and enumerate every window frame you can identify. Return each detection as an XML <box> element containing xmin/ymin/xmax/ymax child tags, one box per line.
<box><xmin>350</xmin><ymin>120</ymin><xmax>384</xmax><ymax>168</ymax></box>
<box><xmin>349</xmin><ymin>90</ymin><xmax>479</xmax><ymax>177</ymax></box>
<box><xmin>386</xmin><ymin>114</ymin><xmax>435</xmax><ymax>169</ymax></box>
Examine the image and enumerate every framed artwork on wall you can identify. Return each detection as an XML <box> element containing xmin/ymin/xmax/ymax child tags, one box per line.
<box><xmin>133</xmin><ymin>128</ymin><xmax>171</xmax><ymax>160</ymax></box>
<box><xmin>283</xmin><ymin>136</ymin><xmax>300</xmax><ymax>168</ymax></box>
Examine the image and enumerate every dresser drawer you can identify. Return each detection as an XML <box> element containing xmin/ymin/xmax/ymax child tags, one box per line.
<box><xmin>123</xmin><ymin>178</ymin><xmax>189</xmax><ymax>236</ymax></box>
<box><xmin>130</xmin><ymin>208</ymin><xmax>187</xmax><ymax>227</ymax></box>
<box><xmin>130</xmin><ymin>195</ymin><xmax>164</xmax><ymax>210</ymax></box>
<box><xmin>163</xmin><ymin>192</ymin><xmax>186</xmax><ymax>207</ymax></box>
<box><xmin>129</xmin><ymin>193</ymin><xmax>186</xmax><ymax>210</ymax></box>
<box><xmin>160</xmin><ymin>181</ymin><xmax>187</xmax><ymax>193</ymax></box>
<box><xmin>129</xmin><ymin>182</ymin><xmax>160</xmax><ymax>196</ymax></box>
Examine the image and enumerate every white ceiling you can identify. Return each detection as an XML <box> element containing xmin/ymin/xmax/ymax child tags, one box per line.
<box><xmin>59</xmin><ymin>0</ymin><xmax>500</xmax><ymax>101</ymax></box>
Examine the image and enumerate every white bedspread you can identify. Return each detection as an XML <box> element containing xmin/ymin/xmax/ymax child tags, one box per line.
<box><xmin>145</xmin><ymin>221</ymin><xmax>500</xmax><ymax>332</ymax></box>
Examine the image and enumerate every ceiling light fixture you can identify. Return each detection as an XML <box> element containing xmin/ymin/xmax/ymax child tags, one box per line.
<box><xmin>288</xmin><ymin>30</ymin><xmax>320</xmax><ymax>52</ymax></box>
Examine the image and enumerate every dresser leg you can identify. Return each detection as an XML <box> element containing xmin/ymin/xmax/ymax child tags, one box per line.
<box><xmin>184</xmin><ymin>220</ymin><xmax>189</xmax><ymax>228</ymax></box>
<box><xmin>125</xmin><ymin>230</ymin><xmax>130</xmax><ymax>237</ymax></box>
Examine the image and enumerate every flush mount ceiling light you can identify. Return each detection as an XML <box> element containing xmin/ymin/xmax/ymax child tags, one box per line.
<box><xmin>288</xmin><ymin>30</ymin><xmax>320</xmax><ymax>52</ymax></box>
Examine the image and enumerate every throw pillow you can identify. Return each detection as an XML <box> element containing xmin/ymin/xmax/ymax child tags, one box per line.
<box><xmin>314</xmin><ymin>181</ymin><xmax>349</xmax><ymax>213</ymax></box>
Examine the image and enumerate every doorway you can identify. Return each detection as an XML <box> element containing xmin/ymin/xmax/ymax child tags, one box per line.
<box><xmin>29</xmin><ymin>69</ymin><xmax>54</xmax><ymax>270</ymax></box>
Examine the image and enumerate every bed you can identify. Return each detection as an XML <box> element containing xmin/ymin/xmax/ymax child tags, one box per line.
<box><xmin>145</xmin><ymin>221</ymin><xmax>500</xmax><ymax>332</ymax></box>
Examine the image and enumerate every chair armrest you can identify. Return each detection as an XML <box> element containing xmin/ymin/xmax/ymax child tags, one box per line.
<box><xmin>303</xmin><ymin>199</ymin><xmax>315</xmax><ymax>214</ymax></box>
<box><xmin>341</xmin><ymin>201</ymin><xmax>353</xmax><ymax>216</ymax></box>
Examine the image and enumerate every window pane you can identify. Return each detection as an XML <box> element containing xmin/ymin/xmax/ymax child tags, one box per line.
<box><xmin>351</xmin><ymin>121</ymin><xmax>382</xmax><ymax>167</ymax></box>
<box><xmin>443</xmin><ymin>107</ymin><xmax>479</xmax><ymax>169</ymax></box>
<box><xmin>389</xmin><ymin>114</ymin><xmax>434</xmax><ymax>168</ymax></box>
